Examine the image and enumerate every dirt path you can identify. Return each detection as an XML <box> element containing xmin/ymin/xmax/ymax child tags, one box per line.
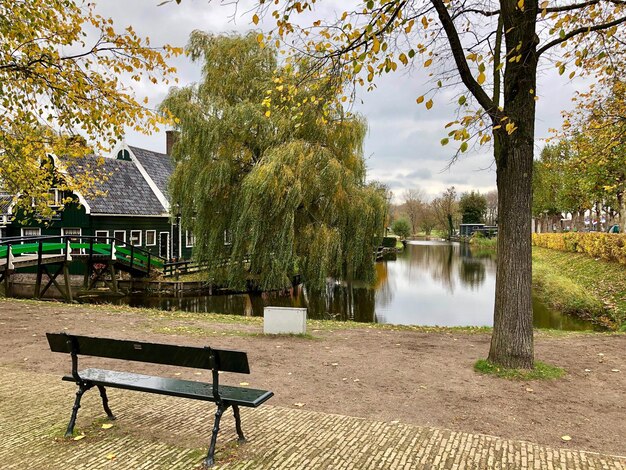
<box><xmin>1</xmin><ymin>299</ymin><xmax>624</xmax><ymax>456</ymax></box>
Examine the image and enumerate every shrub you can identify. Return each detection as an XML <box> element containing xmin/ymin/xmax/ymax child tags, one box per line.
<box><xmin>532</xmin><ymin>233</ymin><xmax>626</xmax><ymax>265</ymax></box>
<box><xmin>391</xmin><ymin>218</ymin><xmax>411</xmax><ymax>239</ymax></box>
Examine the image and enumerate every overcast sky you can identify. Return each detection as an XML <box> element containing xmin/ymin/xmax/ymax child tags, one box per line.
<box><xmin>94</xmin><ymin>0</ymin><xmax>587</xmax><ymax>202</ymax></box>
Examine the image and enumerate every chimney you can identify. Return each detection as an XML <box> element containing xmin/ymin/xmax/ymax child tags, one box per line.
<box><xmin>166</xmin><ymin>130</ymin><xmax>180</xmax><ymax>156</ymax></box>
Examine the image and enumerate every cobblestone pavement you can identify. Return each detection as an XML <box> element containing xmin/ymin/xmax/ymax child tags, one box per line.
<box><xmin>1</xmin><ymin>366</ymin><xmax>625</xmax><ymax>469</ymax></box>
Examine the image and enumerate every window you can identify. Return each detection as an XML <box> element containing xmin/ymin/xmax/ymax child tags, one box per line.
<box><xmin>186</xmin><ymin>230</ymin><xmax>195</xmax><ymax>248</ymax></box>
<box><xmin>113</xmin><ymin>230</ymin><xmax>126</xmax><ymax>243</ymax></box>
<box><xmin>130</xmin><ymin>230</ymin><xmax>142</xmax><ymax>246</ymax></box>
<box><xmin>47</xmin><ymin>189</ymin><xmax>62</xmax><ymax>207</ymax></box>
<box><xmin>21</xmin><ymin>228</ymin><xmax>41</xmax><ymax>241</ymax></box>
<box><xmin>145</xmin><ymin>230</ymin><xmax>156</xmax><ymax>246</ymax></box>
<box><xmin>95</xmin><ymin>230</ymin><xmax>109</xmax><ymax>243</ymax></box>
<box><xmin>62</xmin><ymin>228</ymin><xmax>81</xmax><ymax>239</ymax></box>
<box><xmin>62</xmin><ymin>228</ymin><xmax>82</xmax><ymax>253</ymax></box>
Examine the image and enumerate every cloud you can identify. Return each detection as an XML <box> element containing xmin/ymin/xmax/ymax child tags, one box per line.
<box><xmin>91</xmin><ymin>1</ymin><xmax>590</xmax><ymax>200</ymax></box>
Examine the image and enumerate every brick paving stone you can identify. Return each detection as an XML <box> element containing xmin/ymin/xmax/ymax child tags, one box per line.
<box><xmin>1</xmin><ymin>366</ymin><xmax>625</xmax><ymax>469</ymax></box>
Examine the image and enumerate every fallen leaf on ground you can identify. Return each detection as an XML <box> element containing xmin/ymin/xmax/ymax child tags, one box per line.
<box><xmin>101</xmin><ymin>423</ymin><xmax>113</xmax><ymax>429</ymax></box>
<box><xmin>73</xmin><ymin>435</ymin><xmax>85</xmax><ymax>441</ymax></box>
<box><xmin>239</xmin><ymin>382</ymin><xmax>249</xmax><ymax>386</ymax></box>
<box><xmin>525</xmin><ymin>388</ymin><xmax>533</xmax><ymax>393</ymax></box>
<box><xmin>584</xmin><ymin>369</ymin><xmax>591</xmax><ymax>372</ymax></box>
<box><xmin>106</xmin><ymin>453</ymin><xmax>116</xmax><ymax>460</ymax></box>
<box><xmin>353</xmin><ymin>378</ymin><xmax>360</xmax><ymax>382</ymax></box>
<box><xmin>611</xmin><ymin>369</ymin><xmax>620</xmax><ymax>373</ymax></box>
<box><xmin>294</xmin><ymin>403</ymin><xmax>305</xmax><ymax>407</ymax></box>
<box><xmin>561</xmin><ymin>435</ymin><xmax>572</xmax><ymax>441</ymax></box>
<box><xmin>331</xmin><ymin>363</ymin><xmax>339</xmax><ymax>366</ymax></box>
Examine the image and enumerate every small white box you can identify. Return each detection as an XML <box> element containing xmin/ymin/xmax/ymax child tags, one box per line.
<box><xmin>263</xmin><ymin>307</ymin><xmax>307</xmax><ymax>335</ymax></box>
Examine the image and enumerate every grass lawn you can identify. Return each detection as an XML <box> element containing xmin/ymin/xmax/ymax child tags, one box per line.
<box><xmin>532</xmin><ymin>246</ymin><xmax>626</xmax><ymax>330</ymax></box>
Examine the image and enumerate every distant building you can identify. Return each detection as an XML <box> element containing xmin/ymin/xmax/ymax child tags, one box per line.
<box><xmin>0</xmin><ymin>137</ymin><xmax>193</xmax><ymax>262</ymax></box>
<box><xmin>459</xmin><ymin>223</ymin><xmax>497</xmax><ymax>238</ymax></box>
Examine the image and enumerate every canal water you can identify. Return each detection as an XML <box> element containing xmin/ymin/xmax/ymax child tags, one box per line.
<box><xmin>115</xmin><ymin>240</ymin><xmax>594</xmax><ymax>331</ymax></box>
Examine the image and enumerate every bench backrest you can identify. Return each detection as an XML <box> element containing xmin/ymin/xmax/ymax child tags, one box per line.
<box><xmin>46</xmin><ymin>333</ymin><xmax>250</xmax><ymax>374</ymax></box>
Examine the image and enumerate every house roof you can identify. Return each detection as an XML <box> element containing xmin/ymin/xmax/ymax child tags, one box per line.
<box><xmin>66</xmin><ymin>155</ymin><xmax>168</xmax><ymax>216</ymax></box>
<box><xmin>128</xmin><ymin>146</ymin><xmax>174</xmax><ymax>200</ymax></box>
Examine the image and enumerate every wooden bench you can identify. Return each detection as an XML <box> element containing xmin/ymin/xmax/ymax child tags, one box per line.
<box><xmin>47</xmin><ymin>332</ymin><xmax>273</xmax><ymax>467</ymax></box>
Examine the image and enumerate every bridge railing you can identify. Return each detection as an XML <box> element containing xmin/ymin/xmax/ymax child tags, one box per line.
<box><xmin>0</xmin><ymin>235</ymin><xmax>165</xmax><ymax>273</ymax></box>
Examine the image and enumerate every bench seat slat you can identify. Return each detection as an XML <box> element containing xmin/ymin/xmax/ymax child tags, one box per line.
<box><xmin>63</xmin><ymin>368</ymin><xmax>273</xmax><ymax>407</ymax></box>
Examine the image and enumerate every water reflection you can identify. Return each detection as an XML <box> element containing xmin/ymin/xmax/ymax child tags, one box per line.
<box><xmin>111</xmin><ymin>241</ymin><xmax>594</xmax><ymax>331</ymax></box>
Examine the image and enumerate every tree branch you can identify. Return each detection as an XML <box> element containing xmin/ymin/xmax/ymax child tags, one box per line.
<box><xmin>537</xmin><ymin>14</ymin><xmax>626</xmax><ymax>56</ymax></box>
<box><xmin>430</xmin><ymin>0</ymin><xmax>498</xmax><ymax>118</ymax></box>
<box><xmin>456</xmin><ymin>0</ymin><xmax>625</xmax><ymax>17</ymax></box>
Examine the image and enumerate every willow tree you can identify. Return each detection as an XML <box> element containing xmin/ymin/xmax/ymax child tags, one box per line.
<box><xmin>160</xmin><ymin>32</ymin><xmax>387</xmax><ymax>291</ymax></box>
<box><xmin>1</xmin><ymin>0</ymin><xmax>179</xmax><ymax>217</ymax></box>
<box><xmin>218</xmin><ymin>0</ymin><xmax>626</xmax><ymax>369</ymax></box>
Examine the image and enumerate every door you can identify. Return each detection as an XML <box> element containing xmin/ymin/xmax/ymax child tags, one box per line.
<box><xmin>159</xmin><ymin>232</ymin><xmax>169</xmax><ymax>260</ymax></box>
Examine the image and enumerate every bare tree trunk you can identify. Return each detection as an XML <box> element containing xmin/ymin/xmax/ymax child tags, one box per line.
<box><xmin>489</xmin><ymin>131</ymin><xmax>534</xmax><ymax>369</ymax></box>
<box><xmin>487</xmin><ymin>3</ymin><xmax>537</xmax><ymax>369</ymax></box>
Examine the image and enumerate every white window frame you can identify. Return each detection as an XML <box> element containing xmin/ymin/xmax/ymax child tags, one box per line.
<box><xmin>185</xmin><ymin>230</ymin><xmax>195</xmax><ymax>248</ymax></box>
<box><xmin>145</xmin><ymin>230</ymin><xmax>156</xmax><ymax>246</ymax></box>
<box><xmin>94</xmin><ymin>230</ymin><xmax>109</xmax><ymax>243</ymax></box>
<box><xmin>61</xmin><ymin>227</ymin><xmax>81</xmax><ymax>238</ymax></box>
<box><xmin>224</xmin><ymin>230</ymin><xmax>232</xmax><ymax>246</ymax></box>
<box><xmin>62</xmin><ymin>228</ymin><xmax>82</xmax><ymax>253</ymax></box>
<box><xmin>47</xmin><ymin>189</ymin><xmax>62</xmax><ymax>207</ymax></box>
<box><xmin>129</xmin><ymin>230</ymin><xmax>142</xmax><ymax>246</ymax></box>
<box><xmin>21</xmin><ymin>227</ymin><xmax>41</xmax><ymax>242</ymax></box>
<box><xmin>113</xmin><ymin>230</ymin><xmax>126</xmax><ymax>243</ymax></box>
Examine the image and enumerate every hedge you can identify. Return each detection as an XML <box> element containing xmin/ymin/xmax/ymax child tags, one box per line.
<box><xmin>532</xmin><ymin>233</ymin><xmax>626</xmax><ymax>265</ymax></box>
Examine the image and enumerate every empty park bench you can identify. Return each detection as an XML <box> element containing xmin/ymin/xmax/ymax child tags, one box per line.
<box><xmin>46</xmin><ymin>332</ymin><xmax>273</xmax><ymax>467</ymax></box>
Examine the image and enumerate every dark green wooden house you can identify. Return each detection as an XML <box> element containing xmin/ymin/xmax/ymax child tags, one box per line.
<box><xmin>0</xmin><ymin>137</ymin><xmax>194</xmax><ymax>262</ymax></box>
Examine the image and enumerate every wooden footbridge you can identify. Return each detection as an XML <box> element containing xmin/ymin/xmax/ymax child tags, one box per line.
<box><xmin>0</xmin><ymin>235</ymin><xmax>165</xmax><ymax>301</ymax></box>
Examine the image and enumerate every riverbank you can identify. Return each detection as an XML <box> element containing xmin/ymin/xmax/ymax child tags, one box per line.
<box><xmin>532</xmin><ymin>246</ymin><xmax>626</xmax><ymax>330</ymax></box>
<box><xmin>1</xmin><ymin>298</ymin><xmax>624</xmax><ymax>456</ymax></box>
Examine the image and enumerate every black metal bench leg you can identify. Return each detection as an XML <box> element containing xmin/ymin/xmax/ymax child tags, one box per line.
<box><xmin>97</xmin><ymin>385</ymin><xmax>116</xmax><ymax>420</ymax></box>
<box><xmin>65</xmin><ymin>384</ymin><xmax>88</xmax><ymax>437</ymax></box>
<box><xmin>232</xmin><ymin>405</ymin><xmax>246</xmax><ymax>442</ymax></box>
<box><xmin>204</xmin><ymin>404</ymin><xmax>226</xmax><ymax>468</ymax></box>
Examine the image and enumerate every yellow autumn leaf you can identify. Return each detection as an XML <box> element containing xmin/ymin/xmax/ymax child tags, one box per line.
<box><xmin>252</xmin><ymin>14</ymin><xmax>259</xmax><ymax>25</ymax></box>
<box><xmin>416</xmin><ymin>96</ymin><xmax>425</xmax><ymax>104</ymax></box>
<box><xmin>73</xmin><ymin>434</ymin><xmax>86</xmax><ymax>441</ymax></box>
<box><xmin>477</xmin><ymin>72</ymin><xmax>486</xmax><ymax>85</ymax></box>
<box><xmin>425</xmin><ymin>99</ymin><xmax>433</xmax><ymax>110</ymax></box>
<box><xmin>424</xmin><ymin>58</ymin><xmax>433</xmax><ymax>67</ymax></box>
<box><xmin>518</xmin><ymin>0</ymin><xmax>525</xmax><ymax>9</ymax></box>
<box><xmin>106</xmin><ymin>453</ymin><xmax>116</xmax><ymax>460</ymax></box>
<box><xmin>239</xmin><ymin>382</ymin><xmax>249</xmax><ymax>386</ymax></box>
<box><xmin>101</xmin><ymin>423</ymin><xmax>114</xmax><ymax>429</ymax></box>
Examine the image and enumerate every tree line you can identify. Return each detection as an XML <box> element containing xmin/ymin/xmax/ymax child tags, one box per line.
<box><xmin>391</xmin><ymin>187</ymin><xmax>498</xmax><ymax>239</ymax></box>
<box><xmin>533</xmin><ymin>79</ymin><xmax>626</xmax><ymax>233</ymax></box>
